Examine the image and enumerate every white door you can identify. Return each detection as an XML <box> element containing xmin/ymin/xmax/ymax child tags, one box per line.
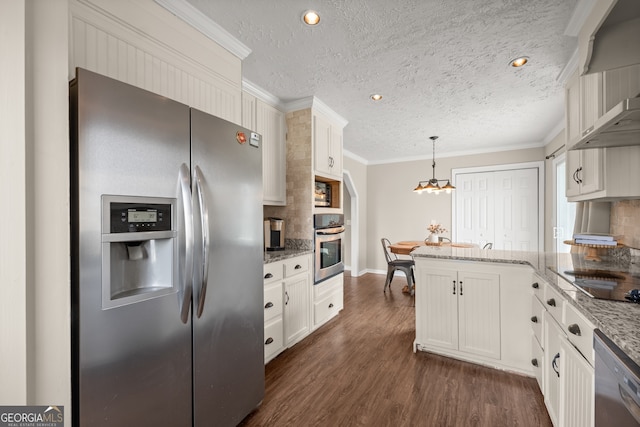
<box><xmin>455</xmin><ymin>172</ymin><xmax>494</xmax><ymax>247</ymax></box>
<box><xmin>454</xmin><ymin>167</ymin><xmax>539</xmax><ymax>251</ymax></box>
<box><xmin>493</xmin><ymin>168</ymin><xmax>539</xmax><ymax>251</ymax></box>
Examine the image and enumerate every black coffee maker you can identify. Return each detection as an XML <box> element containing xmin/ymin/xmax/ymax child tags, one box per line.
<box><xmin>264</xmin><ymin>217</ymin><xmax>285</xmax><ymax>251</ymax></box>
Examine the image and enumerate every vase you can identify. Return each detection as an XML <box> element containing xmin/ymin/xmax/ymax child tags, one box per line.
<box><xmin>428</xmin><ymin>233</ymin><xmax>439</xmax><ymax>243</ymax></box>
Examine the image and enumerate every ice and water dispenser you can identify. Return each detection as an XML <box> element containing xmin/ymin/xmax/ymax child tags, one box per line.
<box><xmin>101</xmin><ymin>195</ymin><xmax>177</xmax><ymax>309</ymax></box>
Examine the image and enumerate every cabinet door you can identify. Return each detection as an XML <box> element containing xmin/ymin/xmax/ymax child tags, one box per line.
<box><xmin>565</xmin><ymin>71</ymin><xmax>581</xmax><ymax>147</ymax></box>
<box><xmin>544</xmin><ymin>312</ymin><xmax>563</xmax><ymax>427</ymax></box>
<box><xmin>580</xmin><ymin>72</ymin><xmax>603</xmax><ymax>138</ymax></box>
<box><xmin>257</xmin><ymin>100</ymin><xmax>286</xmax><ymax>205</ymax></box>
<box><xmin>560</xmin><ymin>338</ymin><xmax>594</xmax><ymax>427</ymax></box>
<box><xmin>329</xmin><ymin>125</ymin><xmax>343</xmax><ymax>178</ymax></box>
<box><xmin>416</xmin><ymin>268</ymin><xmax>458</xmax><ymax>351</ymax></box>
<box><xmin>579</xmin><ymin>148</ymin><xmax>604</xmax><ymax>195</ymax></box>
<box><xmin>457</xmin><ymin>271</ymin><xmax>501</xmax><ymax>359</ymax></box>
<box><xmin>284</xmin><ymin>273</ymin><xmax>310</xmax><ymax>346</ymax></box>
<box><xmin>313</xmin><ymin>113</ymin><xmax>332</xmax><ymax>176</ymax></box>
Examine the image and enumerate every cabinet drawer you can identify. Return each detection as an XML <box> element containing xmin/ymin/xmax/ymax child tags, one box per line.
<box><xmin>531</xmin><ymin>296</ymin><xmax>545</xmax><ymax>347</ymax></box>
<box><xmin>543</xmin><ymin>283</ymin><xmax>563</xmax><ymax>324</ymax></box>
<box><xmin>314</xmin><ymin>289</ymin><xmax>343</xmax><ymax>326</ymax></box>
<box><xmin>264</xmin><ymin>261</ymin><xmax>284</xmax><ymax>283</ymax></box>
<box><xmin>564</xmin><ymin>302</ymin><xmax>595</xmax><ymax>365</ymax></box>
<box><xmin>314</xmin><ymin>274</ymin><xmax>343</xmax><ymax>299</ymax></box>
<box><xmin>531</xmin><ymin>274</ymin><xmax>544</xmax><ymax>302</ymax></box>
<box><xmin>284</xmin><ymin>255</ymin><xmax>309</xmax><ymax>278</ymax></box>
<box><xmin>531</xmin><ymin>334</ymin><xmax>543</xmax><ymax>391</ymax></box>
<box><xmin>264</xmin><ymin>318</ymin><xmax>284</xmax><ymax>362</ymax></box>
<box><xmin>264</xmin><ymin>281</ymin><xmax>283</xmax><ymax>322</ymax></box>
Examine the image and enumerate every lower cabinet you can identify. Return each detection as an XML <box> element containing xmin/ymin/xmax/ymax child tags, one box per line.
<box><xmin>535</xmin><ymin>276</ymin><xmax>595</xmax><ymax>427</ymax></box>
<box><xmin>263</xmin><ymin>254</ymin><xmax>312</xmax><ymax>363</ymax></box>
<box><xmin>313</xmin><ymin>273</ymin><xmax>344</xmax><ymax>330</ymax></box>
<box><xmin>414</xmin><ymin>259</ymin><xmax>532</xmax><ymax>373</ymax></box>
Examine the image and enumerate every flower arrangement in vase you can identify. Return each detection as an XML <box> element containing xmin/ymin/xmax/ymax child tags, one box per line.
<box><xmin>427</xmin><ymin>222</ymin><xmax>447</xmax><ymax>243</ymax></box>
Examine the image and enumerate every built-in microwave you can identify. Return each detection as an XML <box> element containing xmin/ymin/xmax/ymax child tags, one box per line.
<box><xmin>314</xmin><ymin>181</ymin><xmax>331</xmax><ymax>207</ymax></box>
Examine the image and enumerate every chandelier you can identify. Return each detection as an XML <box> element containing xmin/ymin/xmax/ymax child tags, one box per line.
<box><xmin>413</xmin><ymin>136</ymin><xmax>455</xmax><ymax>194</ymax></box>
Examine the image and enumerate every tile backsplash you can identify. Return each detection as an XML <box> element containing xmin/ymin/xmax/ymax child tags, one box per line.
<box><xmin>611</xmin><ymin>200</ymin><xmax>640</xmax><ymax>249</ymax></box>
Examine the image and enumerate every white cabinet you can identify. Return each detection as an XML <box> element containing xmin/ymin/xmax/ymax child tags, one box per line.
<box><xmin>313</xmin><ymin>273</ymin><xmax>344</xmax><ymax>330</ymax></box>
<box><xmin>534</xmin><ymin>276</ymin><xmax>595</xmax><ymax>427</ymax></box>
<box><xmin>313</xmin><ymin>111</ymin><xmax>343</xmax><ymax>180</ymax></box>
<box><xmin>414</xmin><ymin>259</ymin><xmax>532</xmax><ymax>373</ymax></box>
<box><xmin>263</xmin><ymin>254</ymin><xmax>312</xmax><ymax>363</ymax></box>
<box><xmin>242</xmin><ymin>92</ymin><xmax>286</xmax><ymax>205</ymax></box>
<box><xmin>283</xmin><ymin>256</ymin><xmax>311</xmax><ymax>346</ymax></box>
<box><xmin>566</xmin><ymin>145</ymin><xmax>640</xmax><ymax>201</ymax></box>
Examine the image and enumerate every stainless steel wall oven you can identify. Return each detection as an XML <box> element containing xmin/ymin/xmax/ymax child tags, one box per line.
<box><xmin>314</xmin><ymin>214</ymin><xmax>344</xmax><ymax>284</ymax></box>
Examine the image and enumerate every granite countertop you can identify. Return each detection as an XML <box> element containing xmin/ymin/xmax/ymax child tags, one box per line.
<box><xmin>264</xmin><ymin>248</ymin><xmax>313</xmax><ymax>264</ymax></box>
<box><xmin>412</xmin><ymin>245</ymin><xmax>640</xmax><ymax>367</ymax></box>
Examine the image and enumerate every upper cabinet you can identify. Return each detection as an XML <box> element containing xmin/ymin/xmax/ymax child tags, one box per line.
<box><xmin>313</xmin><ymin>110</ymin><xmax>344</xmax><ymax>180</ymax></box>
<box><xmin>242</xmin><ymin>92</ymin><xmax>286</xmax><ymax>206</ymax></box>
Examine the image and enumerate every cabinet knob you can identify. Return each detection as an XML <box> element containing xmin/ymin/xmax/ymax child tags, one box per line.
<box><xmin>531</xmin><ymin>282</ymin><xmax>539</xmax><ymax>289</ymax></box>
<box><xmin>530</xmin><ymin>316</ymin><xmax>538</xmax><ymax>323</ymax></box>
<box><xmin>295</xmin><ymin>264</ymin><xmax>302</xmax><ymax>269</ymax></box>
<box><xmin>328</xmin><ymin>303</ymin><xmax>334</xmax><ymax>308</ymax></box>
<box><xmin>265</xmin><ymin>337</ymin><xmax>274</xmax><ymax>345</ymax></box>
<box><xmin>531</xmin><ymin>358</ymin><xmax>538</xmax><ymax>367</ymax></box>
<box><xmin>546</xmin><ymin>298</ymin><xmax>556</xmax><ymax>307</ymax></box>
<box><xmin>265</xmin><ymin>302</ymin><xmax>274</xmax><ymax>309</ymax></box>
<box><xmin>568</xmin><ymin>323</ymin><xmax>581</xmax><ymax>336</ymax></box>
<box><xmin>264</xmin><ymin>273</ymin><xmax>273</xmax><ymax>279</ymax></box>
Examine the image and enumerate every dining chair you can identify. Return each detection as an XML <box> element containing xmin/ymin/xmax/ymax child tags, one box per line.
<box><xmin>381</xmin><ymin>238</ymin><xmax>415</xmax><ymax>295</ymax></box>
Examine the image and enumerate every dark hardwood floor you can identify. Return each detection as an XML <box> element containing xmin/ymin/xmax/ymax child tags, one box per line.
<box><xmin>240</xmin><ymin>273</ymin><xmax>552</xmax><ymax>427</ymax></box>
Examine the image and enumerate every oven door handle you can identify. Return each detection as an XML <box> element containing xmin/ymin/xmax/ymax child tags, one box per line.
<box><xmin>316</xmin><ymin>226</ymin><xmax>345</xmax><ymax>235</ymax></box>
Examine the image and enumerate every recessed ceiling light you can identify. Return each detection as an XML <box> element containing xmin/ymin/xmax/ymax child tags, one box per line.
<box><xmin>509</xmin><ymin>56</ymin><xmax>529</xmax><ymax>68</ymax></box>
<box><xmin>302</xmin><ymin>10</ymin><xmax>320</xmax><ymax>26</ymax></box>
<box><xmin>370</xmin><ymin>94</ymin><xmax>383</xmax><ymax>101</ymax></box>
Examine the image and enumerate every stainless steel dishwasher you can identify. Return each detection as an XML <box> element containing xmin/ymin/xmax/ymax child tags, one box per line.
<box><xmin>594</xmin><ymin>329</ymin><xmax>640</xmax><ymax>426</ymax></box>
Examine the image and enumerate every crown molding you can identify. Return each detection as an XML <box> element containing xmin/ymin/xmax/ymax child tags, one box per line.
<box><xmin>242</xmin><ymin>79</ymin><xmax>283</xmax><ymax>109</ymax></box>
<box><xmin>557</xmin><ymin>47</ymin><xmax>579</xmax><ymax>85</ymax></box>
<box><xmin>154</xmin><ymin>0</ymin><xmax>252</xmax><ymax>59</ymax></box>
<box><xmin>565</xmin><ymin>0</ymin><xmax>598</xmax><ymax>37</ymax></box>
<box><xmin>284</xmin><ymin>96</ymin><xmax>349</xmax><ymax>128</ymax></box>
<box><xmin>343</xmin><ymin>149</ymin><xmax>369</xmax><ymax>165</ymax></box>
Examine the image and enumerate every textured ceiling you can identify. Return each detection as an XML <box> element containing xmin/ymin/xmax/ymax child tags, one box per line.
<box><xmin>186</xmin><ymin>0</ymin><xmax>579</xmax><ymax>163</ymax></box>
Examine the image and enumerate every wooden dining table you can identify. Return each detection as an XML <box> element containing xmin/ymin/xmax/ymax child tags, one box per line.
<box><xmin>389</xmin><ymin>240</ymin><xmax>476</xmax><ymax>255</ymax></box>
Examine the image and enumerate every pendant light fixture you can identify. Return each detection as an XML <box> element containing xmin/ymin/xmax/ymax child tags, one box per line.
<box><xmin>413</xmin><ymin>136</ymin><xmax>455</xmax><ymax>195</ymax></box>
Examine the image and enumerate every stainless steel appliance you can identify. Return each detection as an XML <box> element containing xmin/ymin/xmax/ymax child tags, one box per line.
<box><xmin>314</xmin><ymin>214</ymin><xmax>345</xmax><ymax>284</ymax></box>
<box><xmin>594</xmin><ymin>329</ymin><xmax>640</xmax><ymax>426</ymax></box>
<box><xmin>549</xmin><ymin>266</ymin><xmax>640</xmax><ymax>303</ymax></box>
<box><xmin>70</xmin><ymin>68</ymin><xmax>264</xmax><ymax>426</ymax></box>
<box><xmin>264</xmin><ymin>217</ymin><xmax>285</xmax><ymax>251</ymax></box>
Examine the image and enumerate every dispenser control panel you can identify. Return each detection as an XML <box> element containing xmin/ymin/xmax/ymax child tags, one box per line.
<box><xmin>109</xmin><ymin>202</ymin><xmax>172</xmax><ymax>233</ymax></box>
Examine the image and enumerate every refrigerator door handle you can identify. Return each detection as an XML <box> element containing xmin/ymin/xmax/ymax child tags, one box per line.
<box><xmin>178</xmin><ymin>163</ymin><xmax>194</xmax><ymax>324</ymax></box>
<box><xmin>193</xmin><ymin>166</ymin><xmax>210</xmax><ymax>318</ymax></box>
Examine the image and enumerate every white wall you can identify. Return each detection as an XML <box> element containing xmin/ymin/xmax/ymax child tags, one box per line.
<box><xmin>366</xmin><ymin>147</ymin><xmax>545</xmax><ymax>272</ymax></box>
<box><xmin>343</xmin><ymin>156</ymin><xmax>368</xmax><ymax>276</ymax></box>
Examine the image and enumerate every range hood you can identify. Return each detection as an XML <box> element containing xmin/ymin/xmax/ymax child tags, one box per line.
<box><xmin>572</xmin><ymin>97</ymin><xmax>640</xmax><ymax>150</ymax></box>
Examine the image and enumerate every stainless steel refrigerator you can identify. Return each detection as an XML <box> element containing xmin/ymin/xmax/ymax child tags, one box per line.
<box><xmin>70</xmin><ymin>68</ymin><xmax>264</xmax><ymax>426</ymax></box>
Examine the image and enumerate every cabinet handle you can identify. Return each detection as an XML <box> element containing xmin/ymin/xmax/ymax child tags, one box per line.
<box><xmin>572</xmin><ymin>168</ymin><xmax>580</xmax><ymax>184</ymax></box>
<box><xmin>568</xmin><ymin>323</ymin><xmax>581</xmax><ymax>336</ymax></box>
<box><xmin>552</xmin><ymin>353</ymin><xmax>560</xmax><ymax>377</ymax></box>
<box><xmin>264</xmin><ymin>273</ymin><xmax>273</xmax><ymax>279</ymax></box>
<box><xmin>265</xmin><ymin>337</ymin><xmax>274</xmax><ymax>345</ymax></box>
<box><xmin>531</xmin><ymin>358</ymin><xmax>538</xmax><ymax>367</ymax></box>
<box><xmin>265</xmin><ymin>302</ymin><xmax>274</xmax><ymax>309</ymax></box>
<box><xmin>530</xmin><ymin>316</ymin><xmax>538</xmax><ymax>323</ymax></box>
<box><xmin>546</xmin><ymin>298</ymin><xmax>556</xmax><ymax>307</ymax></box>
<box><xmin>285</xmin><ymin>291</ymin><xmax>289</xmax><ymax>305</ymax></box>
<box><xmin>295</xmin><ymin>264</ymin><xmax>302</xmax><ymax>270</ymax></box>
<box><xmin>452</xmin><ymin>280</ymin><xmax>456</xmax><ymax>295</ymax></box>
<box><xmin>531</xmin><ymin>282</ymin><xmax>539</xmax><ymax>289</ymax></box>
<box><xmin>577</xmin><ymin>167</ymin><xmax>583</xmax><ymax>184</ymax></box>
<box><xmin>329</xmin><ymin>303</ymin><xmax>334</xmax><ymax>308</ymax></box>
<box><xmin>459</xmin><ymin>281</ymin><xmax>463</xmax><ymax>296</ymax></box>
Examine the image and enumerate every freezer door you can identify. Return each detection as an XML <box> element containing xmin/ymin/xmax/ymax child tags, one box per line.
<box><xmin>190</xmin><ymin>109</ymin><xmax>265</xmax><ymax>427</ymax></box>
<box><xmin>71</xmin><ymin>68</ymin><xmax>193</xmax><ymax>426</ymax></box>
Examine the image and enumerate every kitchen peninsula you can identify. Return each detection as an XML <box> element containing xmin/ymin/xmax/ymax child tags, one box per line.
<box><xmin>412</xmin><ymin>245</ymin><xmax>640</xmax><ymax>427</ymax></box>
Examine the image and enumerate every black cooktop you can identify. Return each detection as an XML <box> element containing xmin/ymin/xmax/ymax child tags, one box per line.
<box><xmin>551</xmin><ymin>268</ymin><xmax>640</xmax><ymax>303</ymax></box>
